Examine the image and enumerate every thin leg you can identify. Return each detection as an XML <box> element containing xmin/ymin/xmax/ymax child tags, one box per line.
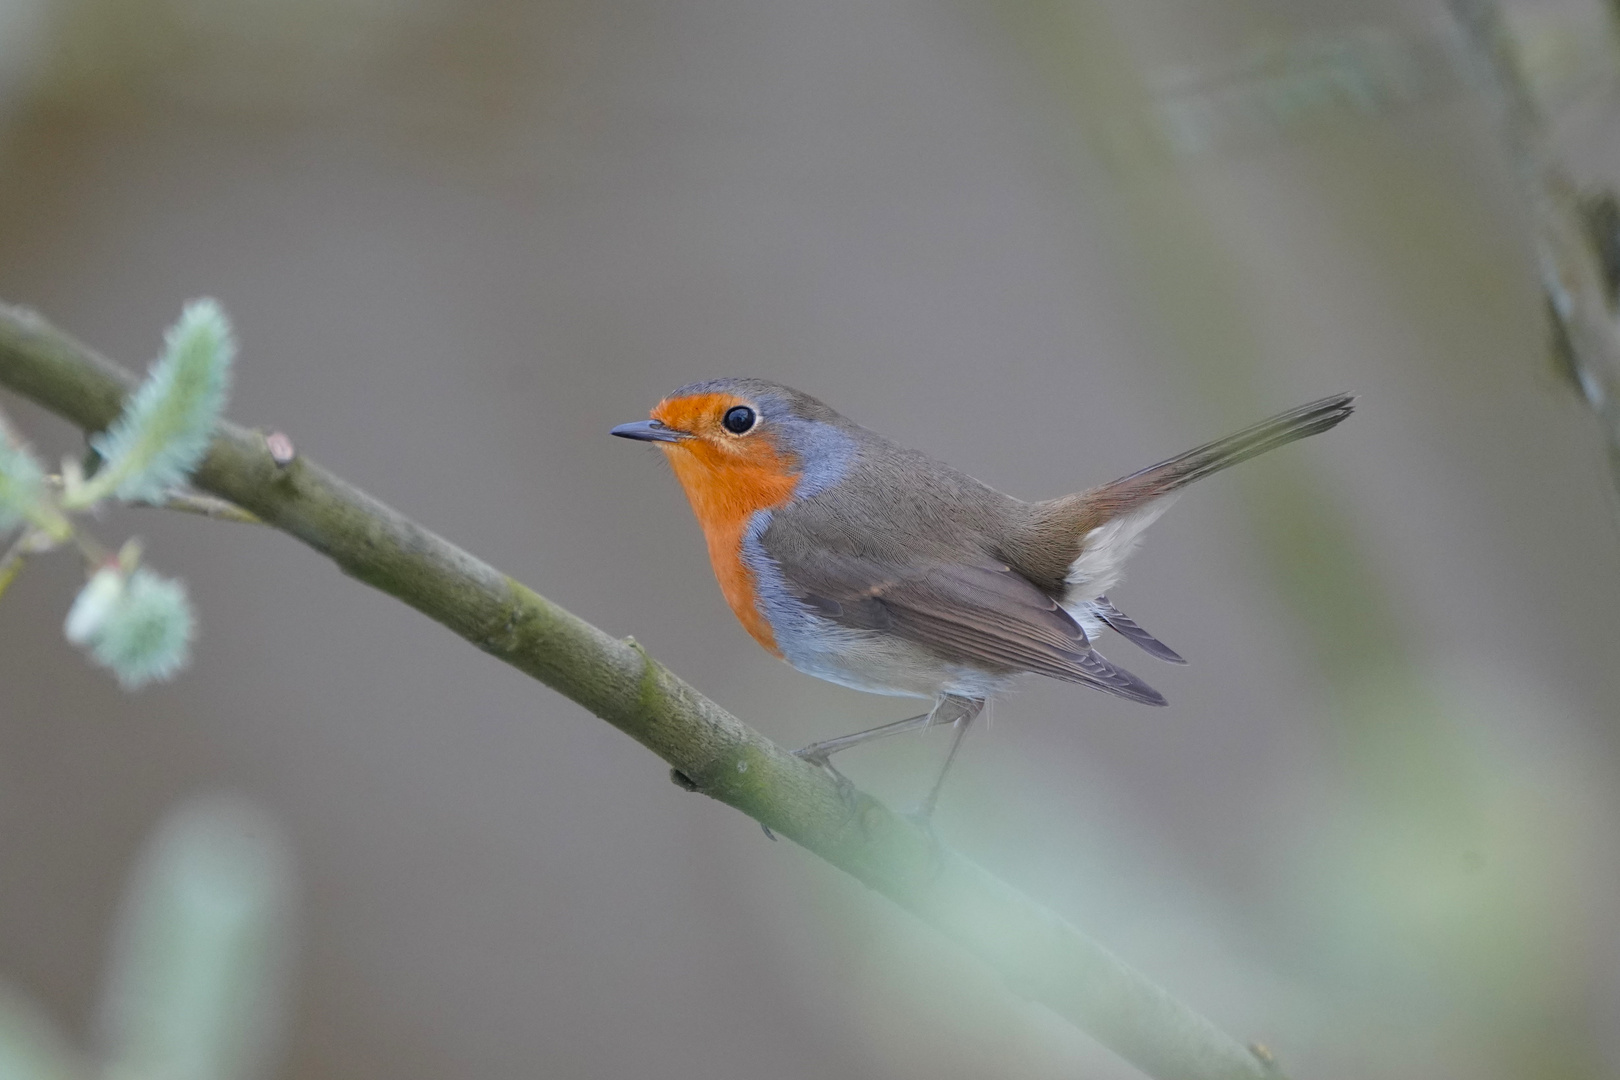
<box><xmin>915</xmin><ymin>697</ymin><xmax>985</xmax><ymax>819</ymax></box>
<box><xmin>793</xmin><ymin>710</ymin><xmax>936</xmax><ymax>766</ymax></box>
<box><xmin>776</xmin><ymin>711</ymin><xmax>937</xmax><ymax>837</ymax></box>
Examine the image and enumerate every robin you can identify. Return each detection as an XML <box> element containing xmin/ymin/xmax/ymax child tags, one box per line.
<box><xmin>613</xmin><ymin>381</ymin><xmax>1352</xmax><ymax>814</ymax></box>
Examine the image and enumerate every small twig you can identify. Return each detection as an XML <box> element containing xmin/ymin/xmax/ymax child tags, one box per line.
<box><xmin>0</xmin><ymin>529</ymin><xmax>34</xmax><ymax>601</ymax></box>
<box><xmin>0</xmin><ymin>303</ymin><xmax>1283</xmax><ymax>1080</ymax></box>
<box><xmin>0</xmin><ymin>522</ymin><xmax>74</xmax><ymax>600</ymax></box>
<box><xmin>150</xmin><ymin>487</ymin><xmax>262</xmax><ymax>524</ymax></box>
<box><xmin>43</xmin><ymin>474</ymin><xmax>262</xmax><ymax>525</ymax></box>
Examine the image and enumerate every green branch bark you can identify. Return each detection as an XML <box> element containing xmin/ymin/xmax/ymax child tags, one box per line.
<box><xmin>0</xmin><ymin>302</ymin><xmax>1280</xmax><ymax>1080</ymax></box>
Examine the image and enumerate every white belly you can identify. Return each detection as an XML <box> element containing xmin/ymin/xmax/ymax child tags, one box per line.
<box><xmin>776</xmin><ymin>623</ymin><xmax>1018</xmax><ymax>701</ymax></box>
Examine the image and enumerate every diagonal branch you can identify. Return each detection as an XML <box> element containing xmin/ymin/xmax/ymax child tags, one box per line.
<box><xmin>0</xmin><ymin>302</ymin><xmax>1280</xmax><ymax>1080</ymax></box>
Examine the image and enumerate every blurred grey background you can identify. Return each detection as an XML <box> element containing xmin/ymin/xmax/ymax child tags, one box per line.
<box><xmin>2</xmin><ymin>1</ymin><xmax>1619</xmax><ymax>1078</ymax></box>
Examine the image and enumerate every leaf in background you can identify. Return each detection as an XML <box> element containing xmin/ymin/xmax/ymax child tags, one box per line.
<box><xmin>96</xmin><ymin>794</ymin><xmax>297</xmax><ymax>1080</ymax></box>
<box><xmin>0</xmin><ymin>413</ymin><xmax>46</xmax><ymax>534</ymax></box>
<box><xmin>0</xmin><ymin>981</ymin><xmax>86</xmax><ymax>1080</ymax></box>
<box><xmin>74</xmin><ymin>300</ymin><xmax>234</xmax><ymax>507</ymax></box>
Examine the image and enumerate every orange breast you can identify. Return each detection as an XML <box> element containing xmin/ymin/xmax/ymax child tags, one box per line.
<box><xmin>661</xmin><ymin>437</ymin><xmax>798</xmax><ymax>656</ymax></box>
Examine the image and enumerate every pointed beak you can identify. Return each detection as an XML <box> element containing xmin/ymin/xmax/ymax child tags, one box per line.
<box><xmin>610</xmin><ymin>419</ymin><xmax>691</xmax><ymax>443</ymax></box>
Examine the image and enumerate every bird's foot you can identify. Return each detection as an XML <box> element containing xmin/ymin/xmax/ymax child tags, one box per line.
<box><xmin>792</xmin><ymin>745</ymin><xmax>863</xmax><ymax>817</ymax></box>
<box><xmin>793</xmin><ymin>745</ymin><xmax>853</xmax><ymax>792</ymax></box>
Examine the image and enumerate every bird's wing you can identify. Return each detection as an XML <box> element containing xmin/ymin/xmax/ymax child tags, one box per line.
<box><xmin>789</xmin><ymin>554</ymin><xmax>1166</xmax><ymax>706</ymax></box>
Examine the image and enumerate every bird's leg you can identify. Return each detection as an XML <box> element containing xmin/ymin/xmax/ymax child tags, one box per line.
<box><xmin>791</xmin><ymin>710</ymin><xmax>933</xmax><ymax>809</ymax></box>
<box><xmin>790</xmin><ymin>701</ymin><xmax>965</xmax><ymax>810</ymax></box>
<box><xmin>913</xmin><ymin>696</ymin><xmax>986</xmax><ymax>820</ymax></box>
<box><xmin>793</xmin><ymin>710</ymin><xmax>937</xmax><ymax>767</ymax></box>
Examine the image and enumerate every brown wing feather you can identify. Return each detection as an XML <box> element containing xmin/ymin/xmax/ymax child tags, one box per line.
<box><xmin>791</xmin><ymin>556</ymin><xmax>1166</xmax><ymax>706</ymax></box>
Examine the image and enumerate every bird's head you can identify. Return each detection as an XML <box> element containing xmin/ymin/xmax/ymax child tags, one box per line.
<box><xmin>611</xmin><ymin>378</ymin><xmax>855</xmax><ymax>516</ymax></box>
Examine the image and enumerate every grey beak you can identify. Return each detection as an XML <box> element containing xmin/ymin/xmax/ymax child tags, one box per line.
<box><xmin>611</xmin><ymin>419</ymin><xmax>690</xmax><ymax>443</ymax></box>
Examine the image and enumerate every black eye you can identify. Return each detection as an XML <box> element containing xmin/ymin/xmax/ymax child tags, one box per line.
<box><xmin>722</xmin><ymin>405</ymin><xmax>757</xmax><ymax>434</ymax></box>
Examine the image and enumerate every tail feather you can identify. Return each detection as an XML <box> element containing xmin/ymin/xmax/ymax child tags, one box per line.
<box><xmin>1006</xmin><ymin>394</ymin><xmax>1354</xmax><ymax>594</ymax></box>
<box><xmin>1055</xmin><ymin>394</ymin><xmax>1353</xmax><ymax>534</ymax></box>
<box><xmin>1105</xmin><ymin>393</ymin><xmax>1352</xmax><ymax>502</ymax></box>
<box><xmin>1091</xmin><ymin>596</ymin><xmax>1186</xmax><ymax>664</ymax></box>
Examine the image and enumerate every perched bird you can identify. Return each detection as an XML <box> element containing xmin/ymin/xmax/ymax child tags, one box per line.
<box><xmin>614</xmin><ymin>381</ymin><xmax>1352</xmax><ymax>814</ymax></box>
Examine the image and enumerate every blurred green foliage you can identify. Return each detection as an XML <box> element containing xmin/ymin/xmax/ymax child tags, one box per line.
<box><xmin>0</xmin><ymin>794</ymin><xmax>295</xmax><ymax>1080</ymax></box>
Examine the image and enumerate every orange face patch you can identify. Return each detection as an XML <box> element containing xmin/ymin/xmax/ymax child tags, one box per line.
<box><xmin>650</xmin><ymin>392</ymin><xmax>799</xmax><ymax>655</ymax></box>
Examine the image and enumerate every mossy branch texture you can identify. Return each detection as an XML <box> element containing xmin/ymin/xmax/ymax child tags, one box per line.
<box><xmin>0</xmin><ymin>303</ymin><xmax>1279</xmax><ymax>1080</ymax></box>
